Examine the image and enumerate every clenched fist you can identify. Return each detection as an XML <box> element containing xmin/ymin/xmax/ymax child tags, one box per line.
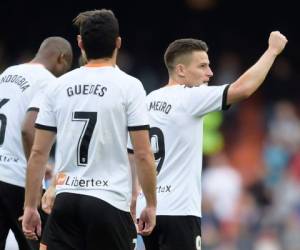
<box><xmin>268</xmin><ymin>31</ymin><xmax>288</xmax><ymax>56</ymax></box>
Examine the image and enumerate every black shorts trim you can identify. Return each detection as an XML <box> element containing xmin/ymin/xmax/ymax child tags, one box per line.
<box><xmin>27</xmin><ymin>107</ymin><xmax>39</xmax><ymax>112</ymax></box>
<box><xmin>35</xmin><ymin>123</ymin><xmax>57</xmax><ymax>132</ymax></box>
<box><xmin>128</xmin><ymin>125</ymin><xmax>150</xmax><ymax>131</ymax></box>
<box><xmin>222</xmin><ymin>84</ymin><xmax>231</xmax><ymax>110</ymax></box>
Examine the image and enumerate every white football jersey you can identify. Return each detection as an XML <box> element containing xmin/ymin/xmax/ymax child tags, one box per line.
<box><xmin>135</xmin><ymin>84</ymin><xmax>230</xmax><ymax>217</ymax></box>
<box><xmin>0</xmin><ymin>64</ymin><xmax>55</xmax><ymax>187</ymax></box>
<box><xmin>36</xmin><ymin>65</ymin><xmax>149</xmax><ymax>212</ymax></box>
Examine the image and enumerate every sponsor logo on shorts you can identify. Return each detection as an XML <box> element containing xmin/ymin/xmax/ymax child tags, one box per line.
<box><xmin>196</xmin><ymin>235</ymin><xmax>201</xmax><ymax>250</ymax></box>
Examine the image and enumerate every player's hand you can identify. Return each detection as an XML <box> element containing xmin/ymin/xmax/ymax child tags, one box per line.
<box><xmin>22</xmin><ymin>207</ymin><xmax>41</xmax><ymax>240</ymax></box>
<box><xmin>137</xmin><ymin>206</ymin><xmax>156</xmax><ymax>236</ymax></box>
<box><xmin>268</xmin><ymin>31</ymin><xmax>288</xmax><ymax>56</ymax></box>
<box><xmin>41</xmin><ymin>185</ymin><xmax>56</xmax><ymax>214</ymax></box>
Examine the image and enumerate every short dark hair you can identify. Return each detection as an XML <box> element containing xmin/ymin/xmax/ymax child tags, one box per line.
<box><xmin>74</xmin><ymin>9</ymin><xmax>119</xmax><ymax>60</ymax></box>
<box><xmin>164</xmin><ymin>38</ymin><xmax>208</xmax><ymax>74</ymax></box>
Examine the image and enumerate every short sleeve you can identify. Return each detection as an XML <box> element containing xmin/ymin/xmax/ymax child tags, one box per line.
<box><xmin>181</xmin><ymin>84</ymin><xmax>230</xmax><ymax>117</ymax></box>
<box><xmin>126</xmin><ymin>80</ymin><xmax>149</xmax><ymax>131</ymax></box>
<box><xmin>27</xmin><ymin>78</ymin><xmax>55</xmax><ymax>112</ymax></box>
<box><xmin>35</xmin><ymin>89</ymin><xmax>57</xmax><ymax>132</ymax></box>
<box><xmin>27</xmin><ymin>91</ymin><xmax>44</xmax><ymax>112</ymax></box>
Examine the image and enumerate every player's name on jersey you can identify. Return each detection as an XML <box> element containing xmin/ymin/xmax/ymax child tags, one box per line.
<box><xmin>66</xmin><ymin>84</ymin><xmax>107</xmax><ymax>97</ymax></box>
<box><xmin>0</xmin><ymin>74</ymin><xmax>29</xmax><ymax>92</ymax></box>
<box><xmin>0</xmin><ymin>154</ymin><xmax>19</xmax><ymax>163</ymax></box>
<box><xmin>148</xmin><ymin>101</ymin><xmax>172</xmax><ymax>114</ymax></box>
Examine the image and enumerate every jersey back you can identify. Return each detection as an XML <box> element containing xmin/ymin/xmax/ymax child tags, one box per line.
<box><xmin>36</xmin><ymin>66</ymin><xmax>148</xmax><ymax>212</ymax></box>
<box><xmin>0</xmin><ymin>64</ymin><xmax>55</xmax><ymax>187</ymax></box>
<box><xmin>136</xmin><ymin>84</ymin><xmax>229</xmax><ymax>217</ymax></box>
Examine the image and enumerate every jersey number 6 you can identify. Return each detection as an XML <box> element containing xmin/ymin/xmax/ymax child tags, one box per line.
<box><xmin>0</xmin><ymin>99</ymin><xmax>9</xmax><ymax>146</ymax></box>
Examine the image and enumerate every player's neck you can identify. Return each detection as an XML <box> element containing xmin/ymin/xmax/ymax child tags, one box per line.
<box><xmin>167</xmin><ymin>77</ymin><xmax>185</xmax><ymax>87</ymax></box>
<box><xmin>86</xmin><ymin>58</ymin><xmax>115</xmax><ymax>67</ymax></box>
<box><xmin>28</xmin><ymin>57</ymin><xmax>46</xmax><ymax>68</ymax></box>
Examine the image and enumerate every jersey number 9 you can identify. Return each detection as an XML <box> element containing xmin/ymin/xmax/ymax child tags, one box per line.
<box><xmin>149</xmin><ymin>127</ymin><xmax>165</xmax><ymax>175</ymax></box>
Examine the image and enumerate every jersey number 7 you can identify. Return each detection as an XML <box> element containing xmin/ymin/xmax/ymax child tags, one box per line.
<box><xmin>72</xmin><ymin>111</ymin><xmax>97</xmax><ymax>166</ymax></box>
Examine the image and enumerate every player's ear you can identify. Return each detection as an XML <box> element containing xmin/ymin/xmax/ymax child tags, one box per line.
<box><xmin>77</xmin><ymin>35</ymin><xmax>87</xmax><ymax>61</ymax></box>
<box><xmin>58</xmin><ymin>53</ymin><xmax>65</xmax><ymax>64</ymax></box>
<box><xmin>56</xmin><ymin>53</ymin><xmax>69</xmax><ymax>76</ymax></box>
<box><xmin>175</xmin><ymin>64</ymin><xmax>185</xmax><ymax>77</ymax></box>
<box><xmin>116</xmin><ymin>36</ymin><xmax>121</xmax><ymax>49</ymax></box>
<box><xmin>77</xmin><ymin>35</ymin><xmax>83</xmax><ymax>50</ymax></box>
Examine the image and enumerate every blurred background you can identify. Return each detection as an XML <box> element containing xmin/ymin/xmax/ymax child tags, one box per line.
<box><xmin>1</xmin><ymin>0</ymin><xmax>299</xmax><ymax>249</ymax></box>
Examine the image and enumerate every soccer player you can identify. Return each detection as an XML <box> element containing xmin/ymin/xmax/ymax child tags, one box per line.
<box><xmin>0</xmin><ymin>37</ymin><xmax>72</xmax><ymax>250</ymax></box>
<box><xmin>22</xmin><ymin>9</ymin><xmax>157</xmax><ymax>250</ymax></box>
<box><xmin>129</xmin><ymin>31</ymin><xmax>287</xmax><ymax>250</ymax></box>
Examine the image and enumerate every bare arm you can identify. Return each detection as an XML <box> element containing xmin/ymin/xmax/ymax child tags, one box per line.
<box><xmin>227</xmin><ymin>31</ymin><xmax>288</xmax><ymax>104</ymax></box>
<box><xmin>21</xmin><ymin>110</ymin><xmax>38</xmax><ymax>160</ymax></box>
<box><xmin>128</xmin><ymin>152</ymin><xmax>141</xmax><ymax>223</ymax></box>
<box><xmin>22</xmin><ymin>128</ymin><xmax>56</xmax><ymax>239</ymax></box>
<box><xmin>24</xmin><ymin>129</ymin><xmax>56</xmax><ymax>208</ymax></box>
<box><xmin>129</xmin><ymin>130</ymin><xmax>156</xmax><ymax>208</ymax></box>
<box><xmin>129</xmin><ymin>130</ymin><xmax>156</xmax><ymax>235</ymax></box>
<box><xmin>129</xmin><ymin>153</ymin><xmax>141</xmax><ymax>199</ymax></box>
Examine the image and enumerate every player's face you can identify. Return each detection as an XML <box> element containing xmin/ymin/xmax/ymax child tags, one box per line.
<box><xmin>183</xmin><ymin>51</ymin><xmax>213</xmax><ymax>86</ymax></box>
